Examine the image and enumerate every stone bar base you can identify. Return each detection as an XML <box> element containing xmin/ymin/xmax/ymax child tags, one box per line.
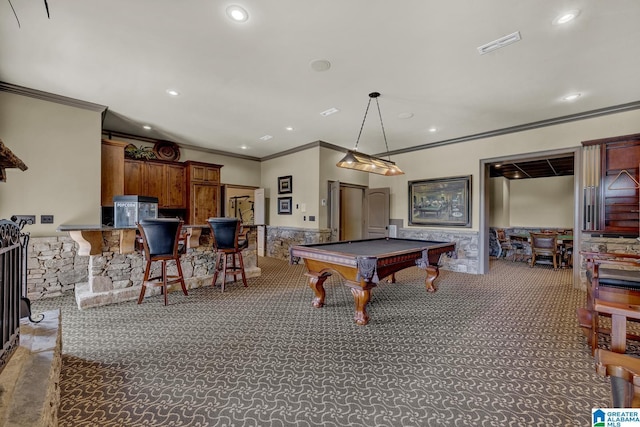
<box><xmin>27</xmin><ymin>229</ymin><xmax>262</xmax><ymax>309</ymax></box>
<box><xmin>0</xmin><ymin>310</ymin><xmax>62</xmax><ymax>427</ymax></box>
<box><xmin>75</xmin><ymin>265</ymin><xmax>262</xmax><ymax>309</ymax></box>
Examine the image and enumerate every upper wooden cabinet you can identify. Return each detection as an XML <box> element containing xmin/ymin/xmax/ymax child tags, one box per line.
<box><xmin>185</xmin><ymin>161</ymin><xmax>223</xmax><ymax>224</ymax></box>
<box><xmin>124</xmin><ymin>159</ymin><xmax>186</xmax><ymax>209</ymax></box>
<box><xmin>101</xmin><ymin>139</ymin><xmax>128</xmax><ymax>206</ymax></box>
<box><xmin>187</xmin><ymin>162</ymin><xmax>220</xmax><ymax>183</ymax></box>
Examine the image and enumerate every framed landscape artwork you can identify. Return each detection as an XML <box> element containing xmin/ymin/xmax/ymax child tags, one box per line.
<box><xmin>408</xmin><ymin>175</ymin><xmax>471</xmax><ymax>227</ymax></box>
<box><xmin>278</xmin><ymin>197</ymin><xmax>292</xmax><ymax>215</ymax></box>
<box><xmin>278</xmin><ymin>175</ymin><xmax>292</xmax><ymax>194</ymax></box>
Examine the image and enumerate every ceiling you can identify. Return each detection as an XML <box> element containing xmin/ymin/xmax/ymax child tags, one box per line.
<box><xmin>1</xmin><ymin>1</ymin><xmax>640</xmax><ymax>161</ymax></box>
<box><xmin>489</xmin><ymin>155</ymin><xmax>574</xmax><ymax>180</ymax></box>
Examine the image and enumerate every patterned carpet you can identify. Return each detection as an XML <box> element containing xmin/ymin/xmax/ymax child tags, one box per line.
<box><xmin>31</xmin><ymin>257</ymin><xmax>611</xmax><ymax>426</ymax></box>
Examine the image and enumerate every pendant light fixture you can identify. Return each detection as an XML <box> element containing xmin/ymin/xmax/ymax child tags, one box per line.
<box><xmin>336</xmin><ymin>92</ymin><xmax>404</xmax><ymax>176</ymax></box>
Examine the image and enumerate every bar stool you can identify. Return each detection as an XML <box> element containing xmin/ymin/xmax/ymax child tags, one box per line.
<box><xmin>137</xmin><ymin>218</ymin><xmax>188</xmax><ymax>305</ymax></box>
<box><xmin>208</xmin><ymin>217</ymin><xmax>248</xmax><ymax>292</ymax></box>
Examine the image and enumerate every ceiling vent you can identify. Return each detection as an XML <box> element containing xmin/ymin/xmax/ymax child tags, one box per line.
<box><xmin>477</xmin><ymin>31</ymin><xmax>522</xmax><ymax>55</ymax></box>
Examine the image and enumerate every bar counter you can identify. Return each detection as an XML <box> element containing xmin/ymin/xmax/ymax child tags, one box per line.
<box><xmin>57</xmin><ymin>223</ymin><xmax>261</xmax><ymax>309</ymax></box>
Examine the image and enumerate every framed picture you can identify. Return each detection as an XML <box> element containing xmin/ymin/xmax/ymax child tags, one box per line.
<box><xmin>278</xmin><ymin>197</ymin><xmax>292</xmax><ymax>215</ymax></box>
<box><xmin>278</xmin><ymin>175</ymin><xmax>292</xmax><ymax>194</ymax></box>
<box><xmin>408</xmin><ymin>175</ymin><xmax>471</xmax><ymax>227</ymax></box>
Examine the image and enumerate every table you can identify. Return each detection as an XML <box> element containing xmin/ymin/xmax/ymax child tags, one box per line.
<box><xmin>290</xmin><ymin>238</ymin><xmax>455</xmax><ymax>325</ymax></box>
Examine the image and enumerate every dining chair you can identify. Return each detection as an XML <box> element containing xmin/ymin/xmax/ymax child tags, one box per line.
<box><xmin>208</xmin><ymin>217</ymin><xmax>249</xmax><ymax>292</ymax></box>
<box><xmin>137</xmin><ymin>218</ymin><xmax>188</xmax><ymax>305</ymax></box>
<box><xmin>495</xmin><ymin>229</ymin><xmax>525</xmax><ymax>262</ymax></box>
<box><xmin>529</xmin><ymin>232</ymin><xmax>560</xmax><ymax>269</ymax></box>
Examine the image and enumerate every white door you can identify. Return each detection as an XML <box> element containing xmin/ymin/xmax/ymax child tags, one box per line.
<box><xmin>364</xmin><ymin>188</ymin><xmax>390</xmax><ymax>238</ymax></box>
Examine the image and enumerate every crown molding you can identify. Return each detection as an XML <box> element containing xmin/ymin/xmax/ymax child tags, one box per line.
<box><xmin>0</xmin><ymin>81</ymin><xmax>107</xmax><ymax>112</ymax></box>
<box><xmin>376</xmin><ymin>100</ymin><xmax>640</xmax><ymax>157</ymax></box>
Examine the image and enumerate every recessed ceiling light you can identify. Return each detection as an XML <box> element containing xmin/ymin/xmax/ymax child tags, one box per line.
<box><xmin>226</xmin><ymin>5</ymin><xmax>249</xmax><ymax>22</ymax></box>
<box><xmin>553</xmin><ymin>10</ymin><xmax>580</xmax><ymax>25</ymax></box>
<box><xmin>165</xmin><ymin>89</ymin><xmax>180</xmax><ymax>97</ymax></box>
<box><xmin>562</xmin><ymin>93</ymin><xmax>582</xmax><ymax>102</ymax></box>
<box><xmin>310</xmin><ymin>59</ymin><xmax>331</xmax><ymax>72</ymax></box>
<box><xmin>397</xmin><ymin>112</ymin><xmax>414</xmax><ymax>119</ymax></box>
<box><xmin>259</xmin><ymin>135</ymin><xmax>273</xmax><ymax>141</ymax></box>
<box><xmin>240</xmin><ymin>145</ymin><xmax>249</xmax><ymax>150</ymax></box>
<box><xmin>285</xmin><ymin>126</ymin><xmax>295</xmax><ymax>131</ymax></box>
<box><xmin>428</xmin><ymin>127</ymin><xmax>437</xmax><ymax>133</ymax></box>
<box><xmin>320</xmin><ymin>107</ymin><xmax>339</xmax><ymax>117</ymax></box>
<box><xmin>143</xmin><ymin>125</ymin><xmax>152</xmax><ymax>130</ymax></box>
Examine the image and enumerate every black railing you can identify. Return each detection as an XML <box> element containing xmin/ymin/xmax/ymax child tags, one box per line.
<box><xmin>0</xmin><ymin>219</ymin><xmax>22</xmax><ymax>373</ymax></box>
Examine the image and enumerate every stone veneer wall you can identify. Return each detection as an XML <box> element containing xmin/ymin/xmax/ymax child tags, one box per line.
<box><xmin>398</xmin><ymin>228</ymin><xmax>478</xmax><ymax>274</ymax></box>
<box><xmin>266</xmin><ymin>226</ymin><xmax>332</xmax><ymax>261</ymax></box>
<box><xmin>25</xmin><ymin>231</ymin><xmax>259</xmax><ymax>304</ymax></box>
<box><xmin>266</xmin><ymin>225</ymin><xmax>477</xmax><ymax>274</ymax></box>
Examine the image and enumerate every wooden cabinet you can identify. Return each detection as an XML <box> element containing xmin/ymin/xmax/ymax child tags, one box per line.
<box><xmin>124</xmin><ymin>159</ymin><xmax>186</xmax><ymax>209</ymax></box>
<box><xmin>102</xmin><ymin>143</ymin><xmax>223</xmax><ymax>223</ymax></box>
<box><xmin>101</xmin><ymin>140</ymin><xmax>128</xmax><ymax>206</ymax></box>
<box><xmin>584</xmin><ymin>133</ymin><xmax>640</xmax><ymax>236</ymax></box>
<box><xmin>185</xmin><ymin>161</ymin><xmax>222</xmax><ymax>224</ymax></box>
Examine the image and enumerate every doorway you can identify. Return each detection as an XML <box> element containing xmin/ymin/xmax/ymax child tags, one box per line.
<box><xmin>328</xmin><ymin>182</ymin><xmax>390</xmax><ymax>241</ymax></box>
<box><xmin>479</xmin><ymin>148</ymin><xmax>581</xmax><ymax>287</ymax></box>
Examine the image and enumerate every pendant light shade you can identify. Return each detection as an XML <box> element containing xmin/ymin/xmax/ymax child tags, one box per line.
<box><xmin>336</xmin><ymin>92</ymin><xmax>404</xmax><ymax>176</ymax></box>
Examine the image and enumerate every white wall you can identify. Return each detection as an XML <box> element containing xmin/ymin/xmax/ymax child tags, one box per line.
<box><xmin>261</xmin><ymin>147</ymin><xmax>320</xmax><ymax>228</ymax></box>
<box><xmin>489</xmin><ymin>177</ymin><xmax>509</xmax><ymax>227</ymax></box>
<box><xmin>0</xmin><ymin>91</ymin><xmax>102</xmax><ymax>236</ymax></box>
<box><xmin>509</xmin><ymin>176</ymin><xmax>574</xmax><ymax>227</ymax></box>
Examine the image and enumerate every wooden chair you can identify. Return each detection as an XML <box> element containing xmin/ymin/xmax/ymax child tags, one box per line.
<box><xmin>529</xmin><ymin>232</ymin><xmax>560</xmax><ymax>269</ymax></box>
<box><xmin>208</xmin><ymin>218</ymin><xmax>249</xmax><ymax>292</ymax></box>
<box><xmin>595</xmin><ymin>349</ymin><xmax>640</xmax><ymax>407</ymax></box>
<box><xmin>137</xmin><ymin>218</ymin><xmax>188</xmax><ymax>305</ymax></box>
<box><xmin>494</xmin><ymin>229</ymin><xmax>512</xmax><ymax>259</ymax></box>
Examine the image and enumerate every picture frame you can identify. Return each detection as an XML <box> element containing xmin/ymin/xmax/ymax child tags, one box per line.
<box><xmin>278</xmin><ymin>175</ymin><xmax>292</xmax><ymax>194</ymax></box>
<box><xmin>408</xmin><ymin>175</ymin><xmax>471</xmax><ymax>227</ymax></box>
<box><xmin>277</xmin><ymin>197</ymin><xmax>292</xmax><ymax>215</ymax></box>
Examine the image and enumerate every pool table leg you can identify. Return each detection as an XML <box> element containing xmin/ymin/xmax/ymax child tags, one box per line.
<box><xmin>306</xmin><ymin>272</ymin><xmax>331</xmax><ymax>308</ymax></box>
<box><xmin>424</xmin><ymin>265</ymin><xmax>440</xmax><ymax>292</ymax></box>
<box><xmin>350</xmin><ymin>288</ymin><xmax>371</xmax><ymax>326</ymax></box>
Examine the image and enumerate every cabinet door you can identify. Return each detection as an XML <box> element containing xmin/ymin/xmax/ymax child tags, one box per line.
<box><xmin>166</xmin><ymin>164</ymin><xmax>186</xmax><ymax>208</ymax></box>
<box><xmin>204</xmin><ymin>166</ymin><xmax>220</xmax><ymax>183</ymax></box>
<box><xmin>190</xmin><ymin>184</ymin><xmax>219</xmax><ymax>224</ymax></box>
<box><xmin>145</xmin><ymin>163</ymin><xmax>166</xmax><ymax>205</ymax></box>
<box><xmin>190</xmin><ymin>164</ymin><xmax>220</xmax><ymax>183</ymax></box>
<box><xmin>101</xmin><ymin>141</ymin><xmax>125</xmax><ymax>206</ymax></box>
<box><xmin>124</xmin><ymin>160</ymin><xmax>145</xmax><ymax>195</ymax></box>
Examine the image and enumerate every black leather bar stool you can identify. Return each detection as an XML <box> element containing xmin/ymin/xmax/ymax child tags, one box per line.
<box><xmin>208</xmin><ymin>217</ymin><xmax>248</xmax><ymax>292</ymax></box>
<box><xmin>137</xmin><ymin>218</ymin><xmax>188</xmax><ymax>305</ymax></box>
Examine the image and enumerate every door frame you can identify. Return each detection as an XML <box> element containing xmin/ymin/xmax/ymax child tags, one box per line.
<box><xmin>479</xmin><ymin>147</ymin><xmax>581</xmax><ymax>287</ymax></box>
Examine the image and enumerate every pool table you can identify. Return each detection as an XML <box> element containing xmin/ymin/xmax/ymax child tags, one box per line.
<box><xmin>290</xmin><ymin>238</ymin><xmax>455</xmax><ymax>325</ymax></box>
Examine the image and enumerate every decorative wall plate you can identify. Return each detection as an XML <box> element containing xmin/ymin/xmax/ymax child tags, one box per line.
<box><xmin>153</xmin><ymin>141</ymin><xmax>180</xmax><ymax>161</ymax></box>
